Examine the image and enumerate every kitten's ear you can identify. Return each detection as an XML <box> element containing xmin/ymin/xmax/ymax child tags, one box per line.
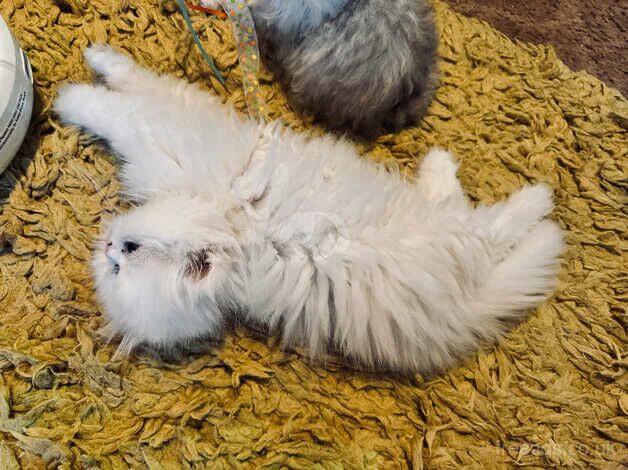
<box><xmin>184</xmin><ymin>249</ymin><xmax>212</xmax><ymax>280</ymax></box>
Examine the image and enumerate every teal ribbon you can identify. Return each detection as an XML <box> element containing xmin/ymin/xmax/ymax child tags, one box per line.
<box><xmin>177</xmin><ymin>0</ymin><xmax>226</xmax><ymax>86</ymax></box>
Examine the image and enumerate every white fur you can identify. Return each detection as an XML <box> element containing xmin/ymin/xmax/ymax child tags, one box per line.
<box><xmin>54</xmin><ymin>46</ymin><xmax>564</xmax><ymax>373</ymax></box>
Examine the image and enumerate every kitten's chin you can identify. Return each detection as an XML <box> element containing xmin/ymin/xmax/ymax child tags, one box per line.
<box><xmin>91</xmin><ymin>271</ymin><xmax>225</xmax><ymax>352</ymax></box>
<box><xmin>91</xmin><ymin>260</ymin><xmax>120</xmax><ymax>311</ymax></box>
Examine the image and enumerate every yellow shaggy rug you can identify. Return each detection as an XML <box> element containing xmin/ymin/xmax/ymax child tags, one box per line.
<box><xmin>1</xmin><ymin>0</ymin><xmax>626</xmax><ymax>468</ymax></box>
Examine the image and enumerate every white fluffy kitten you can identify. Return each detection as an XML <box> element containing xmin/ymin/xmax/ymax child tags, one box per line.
<box><xmin>54</xmin><ymin>45</ymin><xmax>564</xmax><ymax>374</ymax></box>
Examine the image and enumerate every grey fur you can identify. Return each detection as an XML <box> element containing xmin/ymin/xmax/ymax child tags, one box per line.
<box><xmin>249</xmin><ymin>0</ymin><xmax>439</xmax><ymax>137</ymax></box>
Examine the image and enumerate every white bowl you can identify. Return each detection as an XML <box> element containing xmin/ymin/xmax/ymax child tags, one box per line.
<box><xmin>0</xmin><ymin>15</ymin><xmax>33</xmax><ymax>174</ymax></box>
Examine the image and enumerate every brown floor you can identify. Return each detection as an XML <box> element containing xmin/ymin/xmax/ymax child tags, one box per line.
<box><xmin>444</xmin><ymin>0</ymin><xmax>627</xmax><ymax>96</ymax></box>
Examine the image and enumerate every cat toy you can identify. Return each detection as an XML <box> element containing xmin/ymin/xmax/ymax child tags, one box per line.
<box><xmin>177</xmin><ymin>0</ymin><xmax>267</xmax><ymax>121</ymax></box>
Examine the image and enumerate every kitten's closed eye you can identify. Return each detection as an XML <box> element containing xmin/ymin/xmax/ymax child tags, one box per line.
<box><xmin>122</xmin><ymin>241</ymin><xmax>140</xmax><ymax>254</ymax></box>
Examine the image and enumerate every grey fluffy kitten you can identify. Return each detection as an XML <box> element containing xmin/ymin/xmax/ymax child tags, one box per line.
<box><xmin>207</xmin><ymin>0</ymin><xmax>439</xmax><ymax>137</ymax></box>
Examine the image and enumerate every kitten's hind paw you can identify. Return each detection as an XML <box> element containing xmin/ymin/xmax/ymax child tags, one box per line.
<box><xmin>485</xmin><ymin>183</ymin><xmax>556</xmax><ymax>258</ymax></box>
<box><xmin>416</xmin><ymin>147</ymin><xmax>467</xmax><ymax>208</ymax></box>
<box><xmin>420</xmin><ymin>147</ymin><xmax>460</xmax><ymax>176</ymax></box>
<box><xmin>495</xmin><ymin>184</ymin><xmax>554</xmax><ymax>231</ymax></box>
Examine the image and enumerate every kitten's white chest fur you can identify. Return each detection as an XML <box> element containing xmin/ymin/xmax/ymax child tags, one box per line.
<box><xmin>54</xmin><ymin>45</ymin><xmax>563</xmax><ymax>374</ymax></box>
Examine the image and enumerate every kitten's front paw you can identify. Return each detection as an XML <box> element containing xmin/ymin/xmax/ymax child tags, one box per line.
<box><xmin>84</xmin><ymin>44</ymin><xmax>135</xmax><ymax>82</ymax></box>
<box><xmin>54</xmin><ymin>83</ymin><xmax>107</xmax><ymax>128</ymax></box>
<box><xmin>54</xmin><ymin>84</ymin><xmax>88</xmax><ymax>123</ymax></box>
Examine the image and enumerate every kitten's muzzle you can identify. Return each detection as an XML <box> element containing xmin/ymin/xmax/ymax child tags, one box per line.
<box><xmin>105</xmin><ymin>242</ymin><xmax>120</xmax><ymax>275</ymax></box>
